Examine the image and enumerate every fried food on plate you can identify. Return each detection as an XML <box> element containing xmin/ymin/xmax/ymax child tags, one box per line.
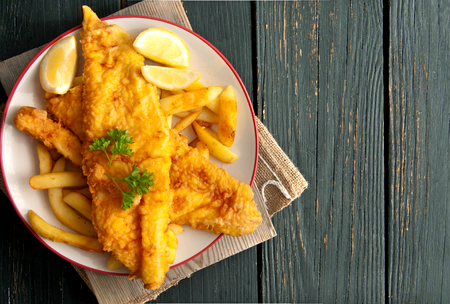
<box><xmin>80</xmin><ymin>6</ymin><xmax>172</xmax><ymax>289</ymax></box>
<box><xmin>46</xmin><ymin>84</ymin><xmax>85</xmax><ymax>141</ymax></box>
<box><xmin>30</xmin><ymin>91</ymin><xmax>261</xmax><ymax>237</ymax></box>
<box><xmin>159</xmin><ymin>86</ymin><xmax>222</xmax><ymax>115</ymax></box>
<box><xmin>36</xmin><ymin>142</ymin><xmax>53</xmax><ymax>174</ymax></box>
<box><xmin>192</xmin><ymin>121</ymin><xmax>238</xmax><ymax>163</ymax></box>
<box><xmin>28</xmin><ymin>210</ymin><xmax>103</xmax><ymax>253</ymax></box>
<box><xmin>172</xmin><ymin>110</ymin><xmax>202</xmax><ymax>133</ymax></box>
<box><xmin>107</xmin><ymin>253</ymin><xmax>124</xmax><ymax>271</ymax></box>
<box><xmin>169</xmin><ymin>132</ymin><xmax>262</xmax><ymax>236</ymax></box>
<box><xmin>174</xmin><ymin>106</ymin><xmax>219</xmax><ymax>124</ymax></box>
<box><xmin>47</xmin><ymin>157</ymin><xmax>97</xmax><ymax>237</ymax></box>
<box><xmin>218</xmin><ymin>85</ymin><xmax>237</xmax><ymax>147</ymax></box>
<box><xmin>14</xmin><ymin>106</ymin><xmax>82</xmax><ymax>166</ymax></box>
<box><xmin>29</xmin><ymin>171</ymin><xmax>87</xmax><ymax>189</ymax></box>
<box><xmin>63</xmin><ymin>191</ymin><xmax>93</xmax><ymax>221</ymax></box>
<box><xmin>13</xmin><ymin>5</ymin><xmax>262</xmax><ymax>290</ymax></box>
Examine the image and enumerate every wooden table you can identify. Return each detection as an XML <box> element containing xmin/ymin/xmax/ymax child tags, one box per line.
<box><xmin>1</xmin><ymin>1</ymin><xmax>449</xmax><ymax>303</ymax></box>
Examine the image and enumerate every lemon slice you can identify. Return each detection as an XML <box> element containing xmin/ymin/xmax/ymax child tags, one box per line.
<box><xmin>133</xmin><ymin>28</ymin><xmax>189</xmax><ymax>68</ymax></box>
<box><xmin>141</xmin><ymin>66</ymin><xmax>201</xmax><ymax>90</ymax></box>
<box><xmin>40</xmin><ymin>36</ymin><xmax>78</xmax><ymax>94</ymax></box>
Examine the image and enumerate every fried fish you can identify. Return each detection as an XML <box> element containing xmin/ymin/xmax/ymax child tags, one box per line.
<box><xmin>80</xmin><ymin>6</ymin><xmax>172</xmax><ymax>289</ymax></box>
<box><xmin>14</xmin><ymin>5</ymin><xmax>262</xmax><ymax>290</ymax></box>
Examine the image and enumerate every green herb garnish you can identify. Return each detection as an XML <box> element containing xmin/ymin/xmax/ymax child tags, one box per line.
<box><xmin>89</xmin><ymin>129</ymin><xmax>154</xmax><ymax>210</ymax></box>
<box><xmin>105</xmin><ymin>164</ymin><xmax>154</xmax><ymax>210</ymax></box>
<box><xmin>89</xmin><ymin>129</ymin><xmax>134</xmax><ymax>167</ymax></box>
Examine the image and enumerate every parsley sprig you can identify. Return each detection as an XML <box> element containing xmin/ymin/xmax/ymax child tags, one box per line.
<box><xmin>89</xmin><ymin>129</ymin><xmax>134</xmax><ymax>167</ymax></box>
<box><xmin>89</xmin><ymin>129</ymin><xmax>154</xmax><ymax>210</ymax></box>
<box><xmin>105</xmin><ymin>164</ymin><xmax>154</xmax><ymax>210</ymax></box>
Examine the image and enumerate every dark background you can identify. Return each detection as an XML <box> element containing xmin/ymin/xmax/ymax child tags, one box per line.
<box><xmin>1</xmin><ymin>0</ymin><xmax>449</xmax><ymax>303</ymax></box>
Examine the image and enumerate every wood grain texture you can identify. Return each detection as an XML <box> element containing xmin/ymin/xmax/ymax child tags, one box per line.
<box><xmin>152</xmin><ymin>1</ymin><xmax>259</xmax><ymax>302</ymax></box>
<box><xmin>0</xmin><ymin>0</ymin><xmax>120</xmax><ymax>61</ymax></box>
<box><xmin>0</xmin><ymin>2</ymin><xmax>121</xmax><ymax>303</ymax></box>
<box><xmin>256</xmin><ymin>1</ymin><xmax>385</xmax><ymax>302</ymax></box>
<box><xmin>389</xmin><ymin>0</ymin><xmax>450</xmax><ymax>302</ymax></box>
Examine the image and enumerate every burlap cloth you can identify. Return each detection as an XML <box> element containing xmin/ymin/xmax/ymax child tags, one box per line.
<box><xmin>0</xmin><ymin>1</ymin><xmax>308</xmax><ymax>303</ymax></box>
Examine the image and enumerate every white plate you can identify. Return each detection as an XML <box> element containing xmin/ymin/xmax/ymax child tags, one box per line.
<box><xmin>1</xmin><ymin>16</ymin><xmax>258</xmax><ymax>275</ymax></box>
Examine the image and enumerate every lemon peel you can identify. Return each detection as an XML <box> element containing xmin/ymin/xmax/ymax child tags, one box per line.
<box><xmin>141</xmin><ymin>66</ymin><xmax>201</xmax><ymax>90</ymax></box>
<box><xmin>133</xmin><ymin>28</ymin><xmax>189</xmax><ymax>68</ymax></box>
<box><xmin>39</xmin><ymin>36</ymin><xmax>78</xmax><ymax>94</ymax></box>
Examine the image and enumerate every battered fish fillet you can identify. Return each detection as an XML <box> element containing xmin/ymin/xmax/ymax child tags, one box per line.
<box><xmin>14</xmin><ymin>6</ymin><xmax>262</xmax><ymax>287</ymax></box>
<box><xmin>46</xmin><ymin>85</ymin><xmax>85</xmax><ymax>141</ymax></box>
<box><xmin>35</xmin><ymin>85</ymin><xmax>262</xmax><ymax>236</ymax></box>
<box><xmin>80</xmin><ymin>6</ymin><xmax>172</xmax><ymax>289</ymax></box>
<box><xmin>170</xmin><ymin>132</ymin><xmax>262</xmax><ymax>236</ymax></box>
<box><xmin>14</xmin><ymin>106</ymin><xmax>82</xmax><ymax>167</ymax></box>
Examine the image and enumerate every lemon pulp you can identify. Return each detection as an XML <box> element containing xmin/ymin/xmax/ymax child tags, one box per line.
<box><xmin>40</xmin><ymin>36</ymin><xmax>78</xmax><ymax>94</ymax></box>
<box><xmin>141</xmin><ymin>66</ymin><xmax>201</xmax><ymax>90</ymax></box>
<box><xmin>134</xmin><ymin>28</ymin><xmax>189</xmax><ymax>68</ymax></box>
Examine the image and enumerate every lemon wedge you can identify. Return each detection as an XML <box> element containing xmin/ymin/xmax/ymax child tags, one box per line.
<box><xmin>133</xmin><ymin>28</ymin><xmax>189</xmax><ymax>68</ymax></box>
<box><xmin>141</xmin><ymin>66</ymin><xmax>201</xmax><ymax>90</ymax></box>
<box><xmin>39</xmin><ymin>36</ymin><xmax>78</xmax><ymax>94</ymax></box>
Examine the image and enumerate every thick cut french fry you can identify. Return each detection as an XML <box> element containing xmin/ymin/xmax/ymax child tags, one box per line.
<box><xmin>166</xmin><ymin>115</ymin><xmax>173</xmax><ymax>128</ymax></box>
<box><xmin>165</xmin><ymin>229</ymin><xmax>178</xmax><ymax>264</ymax></box>
<box><xmin>29</xmin><ymin>171</ymin><xmax>87</xmax><ymax>189</ymax></box>
<box><xmin>63</xmin><ymin>188</ymin><xmax>92</xmax><ymax>200</ymax></box>
<box><xmin>196</xmin><ymin>141</ymin><xmax>210</xmax><ymax>161</ymax></box>
<box><xmin>191</xmin><ymin>128</ymin><xmax>218</xmax><ymax>148</ymax></box>
<box><xmin>192</xmin><ymin>122</ymin><xmax>238</xmax><ymax>163</ymax></box>
<box><xmin>36</xmin><ymin>143</ymin><xmax>53</xmax><ymax>174</ymax></box>
<box><xmin>166</xmin><ymin>229</ymin><xmax>178</xmax><ymax>248</ymax></box>
<box><xmin>48</xmin><ymin>149</ymin><xmax>62</xmax><ymax>161</ymax></box>
<box><xmin>184</xmin><ymin>80</ymin><xmax>206</xmax><ymax>92</ymax></box>
<box><xmin>196</xmin><ymin>120</ymin><xmax>213</xmax><ymax>128</ymax></box>
<box><xmin>166</xmin><ymin>246</ymin><xmax>176</xmax><ymax>264</ymax></box>
<box><xmin>48</xmin><ymin>158</ymin><xmax>97</xmax><ymax>237</ymax></box>
<box><xmin>218</xmin><ymin>85</ymin><xmax>237</xmax><ymax>147</ymax></box>
<box><xmin>175</xmin><ymin>107</ymin><xmax>219</xmax><ymax>124</ymax></box>
<box><xmin>197</xmin><ymin>107</ymin><xmax>219</xmax><ymax>124</ymax></box>
<box><xmin>160</xmin><ymin>86</ymin><xmax>223</xmax><ymax>115</ymax></box>
<box><xmin>52</xmin><ymin>156</ymin><xmax>65</xmax><ymax>171</ymax></box>
<box><xmin>160</xmin><ymin>89</ymin><xmax>172</xmax><ymax>99</ymax></box>
<box><xmin>63</xmin><ymin>192</ymin><xmax>93</xmax><ymax>221</ymax></box>
<box><xmin>203</xmin><ymin>127</ymin><xmax>220</xmax><ymax>141</ymax></box>
<box><xmin>173</xmin><ymin>110</ymin><xmax>202</xmax><ymax>133</ymax></box>
<box><xmin>168</xmin><ymin>223</ymin><xmax>184</xmax><ymax>235</ymax></box>
<box><xmin>28</xmin><ymin>210</ymin><xmax>103</xmax><ymax>253</ymax></box>
<box><xmin>171</xmin><ymin>89</ymin><xmax>185</xmax><ymax>95</ymax></box>
<box><xmin>205</xmin><ymin>97</ymin><xmax>220</xmax><ymax>114</ymax></box>
<box><xmin>107</xmin><ymin>253</ymin><xmax>124</xmax><ymax>270</ymax></box>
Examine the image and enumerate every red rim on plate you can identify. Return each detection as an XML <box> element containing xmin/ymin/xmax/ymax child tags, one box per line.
<box><xmin>0</xmin><ymin>15</ymin><xmax>259</xmax><ymax>275</ymax></box>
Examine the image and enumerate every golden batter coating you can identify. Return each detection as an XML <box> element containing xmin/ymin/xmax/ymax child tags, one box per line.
<box><xmin>169</xmin><ymin>132</ymin><xmax>262</xmax><ymax>236</ymax></box>
<box><xmin>80</xmin><ymin>6</ymin><xmax>172</xmax><ymax>289</ymax></box>
<box><xmin>35</xmin><ymin>85</ymin><xmax>263</xmax><ymax>237</ymax></box>
<box><xmin>46</xmin><ymin>84</ymin><xmax>85</xmax><ymax>141</ymax></box>
<box><xmin>14</xmin><ymin>106</ymin><xmax>82</xmax><ymax>167</ymax></box>
<box><xmin>14</xmin><ymin>5</ymin><xmax>262</xmax><ymax>290</ymax></box>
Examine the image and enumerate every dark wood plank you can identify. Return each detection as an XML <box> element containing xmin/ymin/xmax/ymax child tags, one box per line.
<box><xmin>0</xmin><ymin>0</ymin><xmax>120</xmax><ymax>61</ymax></box>
<box><xmin>0</xmin><ymin>2</ymin><xmax>122</xmax><ymax>303</ymax></box>
<box><xmin>150</xmin><ymin>1</ymin><xmax>259</xmax><ymax>302</ymax></box>
<box><xmin>256</xmin><ymin>1</ymin><xmax>385</xmax><ymax>302</ymax></box>
<box><xmin>389</xmin><ymin>0</ymin><xmax>450</xmax><ymax>302</ymax></box>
